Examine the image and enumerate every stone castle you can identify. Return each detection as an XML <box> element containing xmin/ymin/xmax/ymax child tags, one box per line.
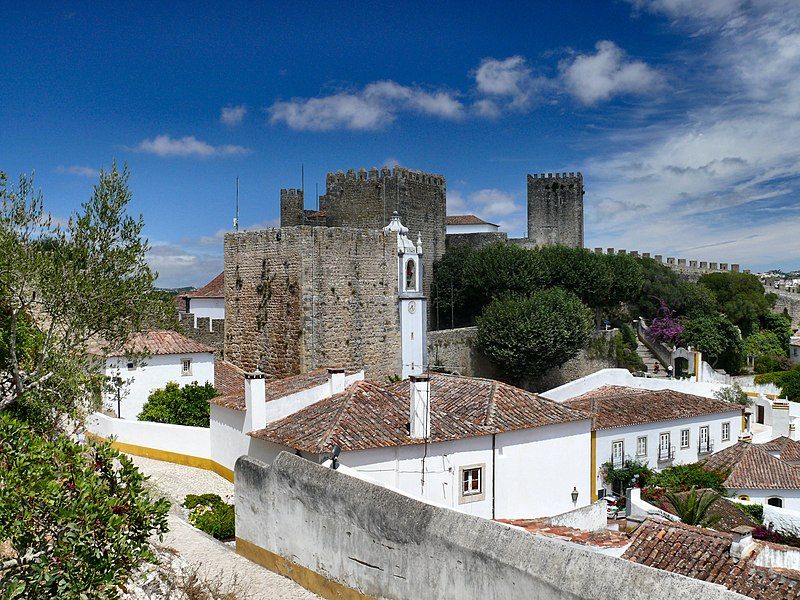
<box><xmin>527</xmin><ymin>172</ymin><xmax>584</xmax><ymax>248</ymax></box>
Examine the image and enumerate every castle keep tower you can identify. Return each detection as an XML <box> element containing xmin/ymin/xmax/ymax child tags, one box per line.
<box><xmin>319</xmin><ymin>166</ymin><xmax>446</xmax><ymax>303</ymax></box>
<box><xmin>279</xmin><ymin>189</ymin><xmax>304</xmax><ymax>227</ymax></box>
<box><xmin>527</xmin><ymin>172</ymin><xmax>584</xmax><ymax>248</ymax></box>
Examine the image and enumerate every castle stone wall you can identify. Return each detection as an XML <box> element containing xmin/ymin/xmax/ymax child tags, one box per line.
<box><xmin>527</xmin><ymin>172</ymin><xmax>584</xmax><ymax>248</ymax></box>
<box><xmin>224</xmin><ymin>226</ymin><xmax>401</xmax><ymax>380</ymax></box>
<box><xmin>320</xmin><ymin>166</ymin><xmax>446</xmax><ymax>304</ymax></box>
<box><xmin>176</xmin><ymin>313</ymin><xmax>226</xmax><ymax>357</ymax></box>
<box><xmin>593</xmin><ymin>248</ymin><xmax>744</xmax><ymax>280</ymax></box>
<box><xmin>446</xmin><ymin>231</ymin><xmax>508</xmax><ymax>251</ymax></box>
<box><xmin>279</xmin><ymin>188</ymin><xmax>304</xmax><ymax>227</ymax></box>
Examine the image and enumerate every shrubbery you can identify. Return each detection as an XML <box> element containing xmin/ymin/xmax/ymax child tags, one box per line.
<box><xmin>754</xmin><ymin>368</ymin><xmax>800</xmax><ymax>402</ymax></box>
<box><xmin>647</xmin><ymin>463</ymin><xmax>728</xmax><ymax>494</ymax></box>
<box><xmin>138</xmin><ymin>381</ymin><xmax>218</xmax><ymax>427</ymax></box>
<box><xmin>0</xmin><ymin>413</ymin><xmax>170</xmax><ymax>598</ymax></box>
<box><xmin>183</xmin><ymin>494</ymin><xmax>235</xmax><ymax>541</ymax></box>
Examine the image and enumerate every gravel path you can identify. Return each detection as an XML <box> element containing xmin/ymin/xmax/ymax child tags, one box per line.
<box><xmin>128</xmin><ymin>455</ymin><xmax>319</xmax><ymax>600</ymax></box>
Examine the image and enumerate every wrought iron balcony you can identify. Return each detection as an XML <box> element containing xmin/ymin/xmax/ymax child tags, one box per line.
<box><xmin>698</xmin><ymin>439</ymin><xmax>715</xmax><ymax>455</ymax></box>
<box><xmin>658</xmin><ymin>446</ymin><xmax>675</xmax><ymax>462</ymax></box>
<box><xmin>611</xmin><ymin>456</ymin><xmax>626</xmax><ymax>469</ymax></box>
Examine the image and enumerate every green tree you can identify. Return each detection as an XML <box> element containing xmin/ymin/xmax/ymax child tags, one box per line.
<box><xmin>755</xmin><ymin>369</ymin><xmax>800</xmax><ymax>402</ymax></box>
<box><xmin>430</xmin><ymin>245</ymin><xmax>475</xmax><ymax>329</ymax></box>
<box><xmin>600</xmin><ymin>458</ymin><xmax>653</xmax><ymax>492</ymax></box>
<box><xmin>0</xmin><ymin>167</ymin><xmax>170</xmax><ymax>429</ymax></box>
<box><xmin>744</xmin><ymin>330</ymin><xmax>785</xmax><ymax>361</ymax></box>
<box><xmin>476</xmin><ymin>288</ymin><xmax>593</xmax><ymax>383</ymax></box>
<box><xmin>681</xmin><ymin>313</ymin><xmax>745</xmax><ymax>374</ymax></box>
<box><xmin>0</xmin><ymin>414</ymin><xmax>170</xmax><ymax>598</ymax></box>
<box><xmin>665</xmin><ymin>487</ymin><xmax>721</xmax><ymax>527</ymax></box>
<box><xmin>649</xmin><ymin>463</ymin><xmax>729</xmax><ymax>493</ymax></box>
<box><xmin>138</xmin><ymin>381</ymin><xmax>218</xmax><ymax>427</ymax></box>
<box><xmin>602</xmin><ymin>252</ymin><xmax>645</xmax><ymax>308</ymax></box>
<box><xmin>536</xmin><ymin>246</ymin><xmax>614</xmax><ymax>309</ymax></box>
<box><xmin>713</xmin><ymin>382</ymin><xmax>751</xmax><ymax>407</ymax></box>
<box><xmin>762</xmin><ymin>312</ymin><xmax>793</xmax><ymax>353</ymax></box>
<box><xmin>699</xmin><ymin>272</ymin><xmax>774</xmax><ymax>336</ymax></box>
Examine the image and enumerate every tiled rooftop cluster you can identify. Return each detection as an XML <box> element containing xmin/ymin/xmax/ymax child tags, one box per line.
<box><xmin>703</xmin><ymin>442</ymin><xmax>800</xmax><ymax>490</ymax></box>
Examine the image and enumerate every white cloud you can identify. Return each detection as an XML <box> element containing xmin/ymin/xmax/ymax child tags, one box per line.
<box><xmin>383</xmin><ymin>157</ymin><xmax>400</xmax><ymax>168</ymax></box>
<box><xmin>473</xmin><ymin>56</ymin><xmax>542</xmax><ymax>110</ymax></box>
<box><xmin>470</xmin><ymin>189</ymin><xmax>521</xmax><ymax>218</ymax></box>
<box><xmin>56</xmin><ymin>165</ymin><xmax>99</xmax><ymax>178</ymax></box>
<box><xmin>560</xmin><ymin>41</ymin><xmax>664</xmax><ymax>105</ymax></box>
<box><xmin>584</xmin><ymin>1</ymin><xmax>800</xmax><ymax>270</ymax></box>
<box><xmin>220</xmin><ymin>104</ymin><xmax>247</xmax><ymax>126</ymax></box>
<box><xmin>132</xmin><ymin>135</ymin><xmax>251</xmax><ymax>157</ymax></box>
<box><xmin>628</xmin><ymin>0</ymin><xmax>746</xmax><ymax>21</ymax></box>
<box><xmin>147</xmin><ymin>242</ymin><xmax>222</xmax><ymax>288</ymax></box>
<box><xmin>268</xmin><ymin>80</ymin><xmax>464</xmax><ymax>131</ymax></box>
<box><xmin>447</xmin><ymin>188</ymin><xmax>526</xmax><ymax>236</ymax></box>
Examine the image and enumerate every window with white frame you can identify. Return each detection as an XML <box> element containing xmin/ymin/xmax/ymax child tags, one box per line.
<box><xmin>612</xmin><ymin>440</ymin><xmax>624</xmax><ymax>468</ymax></box>
<box><xmin>636</xmin><ymin>436</ymin><xmax>647</xmax><ymax>456</ymax></box>
<box><xmin>659</xmin><ymin>432</ymin><xmax>672</xmax><ymax>461</ymax></box>
<box><xmin>181</xmin><ymin>358</ymin><xmax>192</xmax><ymax>375</ymax></box>
<box><xmin>680</xmin><ymin>429</ymin><xmax>690</xmax><ymax>449</ymax></box>
<box><xmin>459</xmin><ymin>464</ymin><xmax>485</xmax><ymax>503</ymax></box>
<box><xmin>722</xmin><ymin>422</ymin><xmax>730</xmax><ymax>442</ymax></box>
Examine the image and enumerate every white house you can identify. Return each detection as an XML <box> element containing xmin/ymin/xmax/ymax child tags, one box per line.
<box><xmin>703</xmin><ymin>441</ymin><xmax>800</xmax><ymax>511</ymax></box>
<box><xmin>445</xmin><ymin>214</ymin><xmax>500</xmax><ymax>235</ymax></box>
<box><xmin>97</xmin><ymin>330</ymin><xmax>215</xmax><ymax>420</ymax></box>
<box><xmin>562</xmin><ymin>385</ymin><xmax>743</xmax><ymax>499</ymax></box>
<box><xmin>244</xmin><ymin>372</ymin><xmax>594</xmax><ymax>520</ymax></box>
<box><xmin>180</xmin><ymin>272</ymin><xmax>225</xmax><ymax>323</ymax></box>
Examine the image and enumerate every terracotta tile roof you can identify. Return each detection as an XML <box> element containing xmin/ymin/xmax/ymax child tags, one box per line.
<box><xmin>562</xmin><ymin>385</ymin><xmax>741</xmax><ymax>430</ymax></box>
<box><xmin>213</xmin><ymin>360</ymin><xmax>245</xmax><ymax>407</ymax></box>
<box><xmin>762</xmin><ymin>437</ymin><xmax>800</xmax><ymax>463</ymax></box>
<box><xmin>702</xmin><ymin>443</ymin><xmax>800</xmax><ymax>489</ymax></box>
<box><xmin>91</xmin><ymin>330</ymin><xmax>215</xmax><ymax>357</ymax></box>
<box><xmin>209</xmin><ymin>367</ymin><xmax>354</xmax><ymax>411</ymax></box>
<box><xmin>446</xmin><ymin>214</ymin><xmax>499</xmax><ymax>227</ymax></box>
<box><xmin>499</xmin><ymin>519</ymin><xmax>630</xmax><ymax>549</ymax></box>
<box><xmin>623</xmin><ymin>518</ymin><xmax>800</xmax><ymax>599</ymax></box>
<box><xmin>184</xmin><ymin>272</ymin><xmax>224</xmax><ymax>299</ymax></box>
<box><xmin>249</xmin><ymin>373</ymin><xmax>590</xmax><ymax>453</ymax></box>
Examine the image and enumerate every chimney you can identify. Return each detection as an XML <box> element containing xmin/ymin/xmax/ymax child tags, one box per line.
<box><xmin>409</xmin><ymin>375</ymin><xmax>431</xmax><ymax>439</ymax></box>
<box><xmin>730</xmin><ymin>526</ymin><xmax>755</xmax><ymax>560</ymax></box>
<box><xmin>328</xmin><ymin>367</ymin><xmax>346</xmax><ymax>396</ymax></box>
<box><xmin>243</xmin><ymin>369</ymin><xmax>267</xmax><ymax>432</ymax></box>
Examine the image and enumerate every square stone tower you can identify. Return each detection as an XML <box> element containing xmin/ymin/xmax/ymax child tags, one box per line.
<box><xmin>319</xmin><ymin>166</ymin><xmax>446</xmax><ymax>303</ymax></box>
<box><xmin>223</xmin><ymin>226</ymin><xmax>402</xmax><ymax>380</ymax></box>
<box><xmin>527</xmin><ymin>172</ymin><xmax>584</xmax><ymax>248</ymax></box>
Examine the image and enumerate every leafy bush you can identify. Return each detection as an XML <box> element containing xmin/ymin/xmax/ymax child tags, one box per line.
<box><xmin>713</xmin><ymin>382</ymin><xmax>751</xmax><ymax>406</ymax></box>
<box><xmin>615</xmin><ymin>334</ymin><xmax>646</xmax><ymax>373</ymax></box>
<box><xmin>681</xmin><ymin>313</ymin><xmax>745</xmax><ymax>374</ymax></box>
<box><xmin>647</xmin><ymin>463</ymin><xmax>728</xmax><ymax>493</ymax></box>
<box><xmin>476</xmin><ymin>288</ymin><xmax>593</xmax><ymax>384</ymax></box>
<box><xmin>184</xmin><ymin>494</ymin><xmax>234</xmax><ymax>541</ymax></box>
<box><xmin>0</xmin><ymin>413</ymin><xmax>170</xmax><ymax>599</ymax></box>
<box><xmin>755</xmin><ymin>354</ymin><xmax>793</xmax><ymax>374</ymax></box>
<box><xmin>754</xmin><ymin>368</ymin><xmax>800</xmax><ymax>401</ymax></box>
<box><xmin>745</xmin><ymin>330</ymin><xmax>785</xmax><ymax>362</ymax></box>
<box><xmin>699</xmin><ymin>271</ymin><xmax>774</xmax><ymax>337</ymax></box>
<box><xmin>600</xmin><ymin>458</ymin><xmax>654</xmax><ymax>492</ymax></box>
<box><xmin>740</xmin><ymin>503</ymin><xmax>764</xmax><ymax>524</ymax></box>
<box><xmin>138</xmin><ymin>381</ymin><xmax>218</xmax><ymax>427</ymax></box>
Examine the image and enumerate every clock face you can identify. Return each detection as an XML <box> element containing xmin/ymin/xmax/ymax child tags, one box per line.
<box><xmin>408</xmin><ymin>301</ymin><xmax>416</xmax><ymax>314</ymax></box>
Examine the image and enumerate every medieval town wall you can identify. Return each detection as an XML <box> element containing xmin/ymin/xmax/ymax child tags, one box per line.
<box><xmin>176</xmin><ymin>312</ymin><xmax>225</xmax><ymax>357</ymax></box>
<box><xmin>223</xmin><ymin>226</ymin><xmax>401</xmax><ymax>381</ymax></box>
<box><xmin>527</xmin><ymin>172</ymin><xmax>584</xmax><ymax>249</ymax></box>
<box><xmin>235</xmin><ymin>453</ymin><xmax>744</xmax><ymax>600</ymax></box>
<box><xmin>593</xmin><ymin>247</ymin><xmax>744</xmax><ymax>280</ymax></box>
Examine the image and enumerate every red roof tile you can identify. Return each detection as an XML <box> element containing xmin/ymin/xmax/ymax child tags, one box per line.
<box><xmin>91</xmin><ymin>330</ymin><xmax>215</xmax><ymax>357</ymax></box>
<box><xmin>209</xmin><ymin>367</ymin><xmax>355</xmax><ymax>411</ymax></box>
<box><xmin>623</xmin><ymin>518</ymin><xmax>800</xmax><ymax>599</ymax></box>
<box><xmin>446</xmin><ymin>214</ymin><xmax>499</xmax><ymax>227</ymax></box>
<box><xmin>213</xmin><ymin>360</ymin><xmax>245</xmax><ymax>407</ymax></box>
<box><xmin>761</xmin><ymin>437</ymin><xmax>800</xmax><ymax>463</ymax></box>
<box><xmin>703</xmin><ymin>443</ymin><xmax>800</xmax><ymax>489</ymax></box>
<box><xmin>499</xmin><ymin>519</ymin><xmax>630</xmax><ymax>549</ymax></box>
<box><xmin>563</xmin><ymin>385</ymin><xmax>741</xmax><ymax>430</ymax></box>
<box><xmin>249</xmin><ymin>373</ymin><xmax>590</xmax><ymax>453</ymax></box>
<box><xmin>184</xmin><ymin>272</ymin><xmax>224</xmax><ymax>299</ymax></box>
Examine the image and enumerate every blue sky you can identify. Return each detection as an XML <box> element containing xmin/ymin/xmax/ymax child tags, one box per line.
<box><xmin>3</xmin><ymin>0</ymin><xmax>799</xmax><ymax>287</ymax></box>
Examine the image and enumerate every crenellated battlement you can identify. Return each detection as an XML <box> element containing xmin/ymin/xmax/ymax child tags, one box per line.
<box><xmin>592</xmin><ymin>248</ymin><xmax>745</xmax><ymax>275</ymax></box>
<box><xmin>528</xmin><ymin>172</ymin><xmax>583</xmax><ymax>180</ymax></box>
<box><xmin>280</xmin><ymin>188</ymin><xmax>303</xmax><ymax>198</ymax></box>
<box><xmin>325</xmin><ymin>166</ymin><xmax>445</xmax><ymax>188</ymax></box>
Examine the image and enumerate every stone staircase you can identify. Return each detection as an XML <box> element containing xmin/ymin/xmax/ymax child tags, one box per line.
<box><xmin>636</xmin><ymin>339</ymin><xmax>668</xmax><ymax>377</ymax></box>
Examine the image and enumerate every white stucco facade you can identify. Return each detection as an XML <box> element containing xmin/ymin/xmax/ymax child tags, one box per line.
<box><xmin>187</xmin><ymin>297</ymin><xmax>225</xmax><ymax>322</ymax></box>
<box><xmin>249</xmin><ymin>418</ymin><xmax>593</xmax><ymax>520</ymax></box>
<box><xmin>596</xmin><ymin>410</ymin><xmax>743</xmax><ymax>495</ymax></box>
<box><xmin>103</xmin><ymin>352</ymin><xmax>215</xmax><ymax>420</ymax></box>
<box><xmin>446</xmin><ymin>223</ymin><xmax>499</xmax><ymax>235</ymax></box>
<box><xmin>730</xmin><ymin>488</ymin><xmax>800</xmax><ymax>511</ymax></box>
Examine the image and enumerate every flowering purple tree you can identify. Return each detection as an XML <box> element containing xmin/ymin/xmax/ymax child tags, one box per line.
<box><xmin>649</xmin><ymin>300</ymin><xmax>683</xmax><ymax>345</ymax></box>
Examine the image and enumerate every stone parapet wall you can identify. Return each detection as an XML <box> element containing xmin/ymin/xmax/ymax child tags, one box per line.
<box><xmin>446</xmin><ymin>231</ymin><xmax>508</xmax><ymax>250</ymax></box>
<box><xmin>234</xmin><ymin>453</ymin><xmax>745</xmax><ymax>600</ymax></box>
<box><xmin>593</xmin><ymin>247</ymin><xmax>743</xmax><ymax>278</ymax></box>
<box><xmin>224</xmin><ymin>226</ymin><xmax>401</xmax><ymax>381</ymax></box>
<box><xmin>427</xmin><ymin>327</ymin><xmax>496</xmax><ymax>378</ymax></box>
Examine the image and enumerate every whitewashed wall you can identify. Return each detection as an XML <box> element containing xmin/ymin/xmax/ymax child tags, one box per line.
<box><xmin>596</xmin><ymin>410</ymin><xmax>742</xmax><ymax>494</ymax></box>
<box><xmin>103</xmin><ymin>352</ymin><xmax>215</xmax><ymax>420</ymax></box>
<box><xmin>729</xmin><ymin>488</ymin><xmax>800</xmax><ymax>511</ymax></box>
<box><xmin>188</xmin><ymin>298</ymin><xmax>225</xmax><ymax>322</ymax></box>
<box><xmin>446</xmin><ymin>224</ymin><xmax>499</xmax><ymax>235</ymax></box>
<box><xmin>86</xmin><ymin>411</ymin><xmax>210</xmax><ymax>459</ymax></box>
<box><xmin>763</xmin><ymin>503</ymin><xmax>800</xmax><ymax>537</ymax></box>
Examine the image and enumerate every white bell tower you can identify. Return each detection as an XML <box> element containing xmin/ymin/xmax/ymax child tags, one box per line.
<box><xmin>384</xmin><ymin>212</ymin><xmax>427</xmax><ymax>378</ymax></box>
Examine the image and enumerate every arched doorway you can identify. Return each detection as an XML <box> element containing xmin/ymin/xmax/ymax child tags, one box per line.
<box><xmin>767</xmin><ymin>497</ymin><xmax>784</xmax><ymax>508</ymax></box>
<box><xmin>674</xmin><ymin>356</ymin><xmax>689</xmax><ymax>378</ymax></box>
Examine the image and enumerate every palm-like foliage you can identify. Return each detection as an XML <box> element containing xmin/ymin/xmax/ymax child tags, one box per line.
<box><xmin>665</xmin><ymin>486</ymin><xmax>721</xmax><ymax>527</ymax></box>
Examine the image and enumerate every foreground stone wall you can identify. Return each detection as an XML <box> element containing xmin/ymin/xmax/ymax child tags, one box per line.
<box><xmin>224</xmin><ymin>226</ymin><xmax>401</xmax><ymax>380</ymax></box>
<box><xmin>235</xmin><ymin>453</ymin><xmax>745</xmax><ymax>600</ymax></box>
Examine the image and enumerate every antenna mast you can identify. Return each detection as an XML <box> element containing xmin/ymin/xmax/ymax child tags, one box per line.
<box><xmin>233</xmin><ymin>176</ymin><xmax>240</xmax><ymax>232</ymax></box>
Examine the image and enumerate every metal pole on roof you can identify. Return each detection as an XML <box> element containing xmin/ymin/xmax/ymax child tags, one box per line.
<box><xmin>234</xmin><ymin>176</ymin><xmax>240</xmax><ymax>232</ymax></box>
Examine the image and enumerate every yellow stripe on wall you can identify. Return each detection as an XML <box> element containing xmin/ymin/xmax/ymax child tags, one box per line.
<box><xmin>86</xmin><ymin>432</ymin><xmax>234</xmax><ymax>482</ymax></box>
<box><xmin>590</xmin><ymin>430</ymin><xmax>597</xmax><ymax>502</ymax></box>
